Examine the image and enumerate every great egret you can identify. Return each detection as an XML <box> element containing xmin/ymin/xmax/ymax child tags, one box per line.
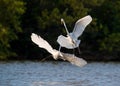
<box><xmin>31</xmin><ymin>33</ymin><xmax>62</xmax><ymax>60</ymax></box>
<box><xmin>57</xmin><ymin>15</ymin><xmax>92</xmax><ymax>53</ymax></box>
<box><xmin>31</xmin><ymin>33</ymin><xmax>87</xmax><ymax>67</ymax></box>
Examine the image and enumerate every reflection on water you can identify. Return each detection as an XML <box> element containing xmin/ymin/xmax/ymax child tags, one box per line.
<box><xmin>0</xmin><ymin>61</ymin><xmax>120</xmax><ymax>86</ymax></box>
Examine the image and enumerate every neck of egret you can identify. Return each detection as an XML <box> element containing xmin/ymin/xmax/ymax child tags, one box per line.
<box><xmin>61</xmin><ymin>18</ymin><xmax>70</xmax><ymax>35</ymax></box>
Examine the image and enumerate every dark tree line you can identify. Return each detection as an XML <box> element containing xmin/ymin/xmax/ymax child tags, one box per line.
<box><xmin>0</xmin><ymin>0</ymin><xmax>120</xmax><ymax>60</ymax></box>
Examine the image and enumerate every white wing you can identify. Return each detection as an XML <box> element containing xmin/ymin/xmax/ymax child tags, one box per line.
<box><xmin>60</xmin><ymin>53</ymin><xmax>87</xmax><ymax>67</ymax></box>
<box><xmin>31</xmin><ymin>33</ymin><xmax>54</xmax><ymax>54</ymax></box>
<box><xmin>57</xmin><ymin>35</ymin><xmax>77</xmax><ymax>49</ymax></box>
<box><xmin>72</xmin><ymin>15</ymin><xmax>92</xmax><ymax>38</ymax></box>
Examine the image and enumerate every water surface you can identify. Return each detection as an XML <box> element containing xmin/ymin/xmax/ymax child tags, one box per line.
<box><xmin>0</xmin><ymin>61</ymin><xmax>120</xmax><ymax>86</ymax></box>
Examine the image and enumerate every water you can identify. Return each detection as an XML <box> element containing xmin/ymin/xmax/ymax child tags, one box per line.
<box><xmin>0</xmin><ymin>61</ymin><xmax>120</xmax><ymax>86</ymax></box>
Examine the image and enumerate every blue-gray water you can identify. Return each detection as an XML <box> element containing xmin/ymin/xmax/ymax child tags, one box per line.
<box><xmin>0</xmin><ymin>61</ymin><xmax>120</xmax><ymax>86</ymax></box>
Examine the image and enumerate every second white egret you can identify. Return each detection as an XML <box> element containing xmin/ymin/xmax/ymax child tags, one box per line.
<box><xmin>57</xmin><ymin>15</ymin><xmax>92</xmax><ymax>53</ymax></box>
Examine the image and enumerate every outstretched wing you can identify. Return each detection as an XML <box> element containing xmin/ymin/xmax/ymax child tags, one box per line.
<box><xmin>31</xmin><ymin>33</ymin><xmax>54</xmax><ymax>54</ymax></box>
<box><xmin>72</xmin><ymin>15</ymin><xmax>92</xmax><ymax>38</ymax></box>
<box><xmin>59</xmin><ymin>52</ymin><xmax>87</xmax><ymax>67</ymax></box>
<box><xmin>57</xmin><ymin>35</ymin><xmax>77</xmax><ymax>49</ymax></box>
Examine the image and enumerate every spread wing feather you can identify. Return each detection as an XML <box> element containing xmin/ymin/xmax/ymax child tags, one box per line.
<box><xmin>31</xmin><ymin>33</ymin><xmax>54</xmax><ymax>54</ymax></box>
<box><xmin>72</xmin><ymin>15</ymin><xmax>92</xmax><ymax>38</ymax></box>
<box><xmin>59</xmin><ymin>53</ymin><xmax>87</xmax><ymax>67</ymax></box>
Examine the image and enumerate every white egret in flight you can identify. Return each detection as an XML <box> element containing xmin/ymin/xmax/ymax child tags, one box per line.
<box><xmin>57</xmin><ymin>15</ymin><xmax>92</xmax><ymax>53</ymax></box>
<box><xmin>31</xmin><ymin>33</ymin><xmax>87</xmax><ymax>67</ymax></box>
<box><xmin>31</xmin><ymin>33</ymin><xmax>63</xmax><ymax>60</ymax></box>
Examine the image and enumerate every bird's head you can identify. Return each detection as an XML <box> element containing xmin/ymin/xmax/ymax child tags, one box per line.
<box><xmin>61</xmin><ymin>18</ymin><xmax>64</xmax><ymax>24</ymax></box>
<box><xmin>52</xmin><ymin>49</ymin><xmax>63</xmax><ymax>60</ymax></box>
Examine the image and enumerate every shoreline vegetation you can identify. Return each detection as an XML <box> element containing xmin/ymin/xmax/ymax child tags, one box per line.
<box><xmin>1</xmin><ymin>53</ymin><xmax>119</xmax><ymax>62</ymax></box>
<box><xmin>0</xmin><ymin>0</ymin><xmax>120</xmax><ymax>61</ymax></box>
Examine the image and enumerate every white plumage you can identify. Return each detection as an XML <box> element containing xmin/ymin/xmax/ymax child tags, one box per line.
<box><xmin>57</xmin><ymin>15</ymin><xmax>92</xmax><ymax>49</ymax></box>
<box><xmin>31</xmin><ymin>33</ymin><xmax>87</xmax><ymax>67</ymax></box>
<box><xmin>31</xmin><ymin>33</ymin><xmax>62</xmax><ymax>60</ymax></box>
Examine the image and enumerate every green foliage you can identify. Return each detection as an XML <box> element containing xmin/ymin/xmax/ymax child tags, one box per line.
<box><xmin>92</xmin><ymin>0</ymin><xmax>120</xmax><ymax>54</ymax></box>
<box><xmin>0</xmin><ymin>0</ymin><xmax>120</xmax><ymax>60</ymax></box>
<box><xmin>0</xmin><ymin>0</ymin><xmax>25</xmax><ymax>59</ymax></box>
<box><xmin>100</xmin><ymin>33</ymin><xmax>120</xmax><ymax>52</ymax></box>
